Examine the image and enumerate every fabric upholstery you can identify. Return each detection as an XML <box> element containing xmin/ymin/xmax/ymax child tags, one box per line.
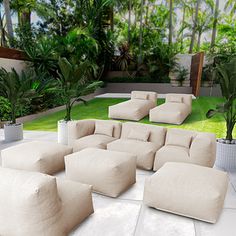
<box><xmin>94</xmin><ymin>122</ymin><xmax>114</xmax><ymax>137</ymax></box>
<box><xmin>0</xmin><ymin>168</ymin><xmax>93</xmax><ymax>236</ymax></box>
<box><xmin>109</xmin><ymin>91</ymin><xmax>157</xmax><ymax>121</ymax></box>
<box><xmin>72</xmin><ymin>134</ymin><xmax>116</xmax><ymax>152</ymax></box>
<box><xmin>127</xmin><ymin>128</ymin><xmax>150</xmax><ymax>142</ymax></box>
<box><xmin>154</xmin><ymin>128</ymin><xmax>216</xmax><ymax>170</ymax></box>
<box><xmin>107</xmin><ymin>139</ymin><xmax>160</xmax><ymax>170</ymax></box>
<box><xmin>1</xmin><ymin>141</ymin><xmax>72</xmax><ymax>174</ymax></box>
<box><xmin>150</xmin><ymin>93</ymin><xmax>192</xmax><ymax>124</ymax></box>
<box><xmin>144</xmin><ymin>162</ymin><xmax>228</xmax><ymax>223</ymax></box>
<box><xmin>131</xmin><ymin>91</ymin><xmax>157</xmax><ymax>103</ymax></box>
<box><xmin>65</xmin><ymin>148</ymin><xmax>136</xmax><ymax>197</ymax></box>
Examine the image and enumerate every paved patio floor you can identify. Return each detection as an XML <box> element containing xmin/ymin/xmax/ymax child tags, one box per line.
<box><xmin>0</xmin><ymin>129</ymin><xmax>236</xmax><ymax>236</ymax></box>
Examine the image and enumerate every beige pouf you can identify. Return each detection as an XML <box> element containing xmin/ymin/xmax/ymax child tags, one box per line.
<box><xmin>65</xmin><ymin>148</ymin><xmax>136</xmax><ymax>197</ymax></box>
<box><xmin>0</xmin><ymin>167</ymin><xmax>94</xmax><ymax>236</ymax></box>
<box><xmin>1</xmin><ymin>141</ymin><xmax>72</xmax><ymax>174</ymax></box>
<box><xmin>143</xmin><ymin>162</ymin><xmax>228</xmax><ymax>223</ymax></box>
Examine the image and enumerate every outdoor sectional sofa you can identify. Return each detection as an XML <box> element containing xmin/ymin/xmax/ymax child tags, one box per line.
<box><xmin>109</xmin><ymin>91</ymin><xmax>157</xmax><ymax>121</ymax></box>
<box><xmin>67</xmin><ymin>119</ymin><xmax>216</xmax><ymax>170</ymax></box>
<box><xmin>149</xmin><ymin>93</ymin><xmax>192</xmax><ymax>124</ymax></box>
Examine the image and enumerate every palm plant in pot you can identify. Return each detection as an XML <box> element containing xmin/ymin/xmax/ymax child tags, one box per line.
<box><xmin>0</xmin><ymin>68</ymin><xmax>36</xmax><ymax>141</ymax></box>
<box><xmin>57</xmin><ymin>57</ymin><xmax>103</xmax><ymax>145</ymax></box>
<box><xmin>206</xmin><ymin>57</ymin><xmax>236</xmax><ymax>170</ymax></box>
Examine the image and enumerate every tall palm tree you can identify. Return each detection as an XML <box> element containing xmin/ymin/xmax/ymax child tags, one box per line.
<box><xmin>189</xmin><ymin>0</ymin><xmax>201</xmax><ymax>53</ymax></box>
<box><xmin>0</xmin><ymin>1</ymin><xmax>7</xmax><ymax>47</ymax></box>
<box><xmin>128</xmin><ymin>0</ymin><xmax>132</xmax><ymax>44</ymax></box>
<box><xmin>3</xmin><ymin>0</ymin><xmax>14</xmax><ymax>45</ymax></box>
<box><xmin>211</xmin><ymin>0</ymin><xmax>219</xmax><ymax>48</ymax></box>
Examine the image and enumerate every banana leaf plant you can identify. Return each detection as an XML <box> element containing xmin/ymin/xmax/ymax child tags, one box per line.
<box><xmin>57</xmin><ymin>57</ymin><xmax>103</xmax><ymax>121</ymax></box>
<box><xmin>206</xmin><ymin>57</ymin><xmax>236</xmax><ymax>141</ymax></box>
<box><xmin>0</xmin><ymin>68</ymin><xmax>36</xmax><ymax>124</ymax></box>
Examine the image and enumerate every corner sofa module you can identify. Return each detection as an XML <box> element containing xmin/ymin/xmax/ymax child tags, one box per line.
<box><xmin>65</xmin><ymin>148</ymin><xmax>136</xmax><ymax>197</ymax></box>
<box><xmin>149</xmin><ymin>93</ymin><xmax>192</xmax><ymax>124</ymax></box>
<box><xmin>153</xmin><ymin>128</ymin><xmax>216</xmax><ymax>171</ymax></box>
<box><xmin>0</xmin><ymin>167</ymin><xmax>94</xmax><ymax>236</ymax></box>
<box><xmin>1</xmin><ymin>141</ymin><xmax>72</xmax><ymax>174</ymax></box>
<box><xmin>67</xmin><ymin>119</ymin><xmax>122</xmax><ymax>152</ymax></box>
<box><xmin>144</xmin><ymin>162</ymin><xmax>228</xmax><ymax>223</ymax></box>
<box><xmin>109</xmin><ymin>91</ymin><xmax>157</xmax><ymax>121</ymax></box>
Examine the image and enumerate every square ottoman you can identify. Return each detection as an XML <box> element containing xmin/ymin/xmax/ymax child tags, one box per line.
<box><xmin>65</xmin><ymin>148</ymin><xmax>136</xmax><ymax>197</ymax></box>
<box><xmin>143</xmin><ymin>162</ymin><xmax>228</xmax><ymax>223</ymax></box>
<box><xmin>1</xmin><ymin>141</ymin><xmax>72</xmax><ymax>174</ymax></box>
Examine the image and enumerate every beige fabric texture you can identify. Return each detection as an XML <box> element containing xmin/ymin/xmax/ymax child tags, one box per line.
<box><xmin>72</xmin><ymin>134</ymin><xmax>116</xmax><ymax>152</ymax></box>
<box><xmin>94</xmin><ymin>122</ymin><xmax>114</xmax><ymax>137</ymax></box>
<box><xmin>1</xmin><ymin>141</ymin><xmax>72</xmax><ymax>174</ymax></box>
<box><xmin>154</xmin><ymin>128</ymin><xmax>216</xmax><ymax>170</ymax></box>
<box><xmin>150</xmin><ymin>93</ymin><xmax>192</xmax><ymax>124</ymax></box>
<box><xmin>109</xmin><ymin>91</ymin><xmax>157</xmax><ymax>121</ymax></box>
<box><xmin>68</xmin><ymin>119</ymin><xmax>122</xmax><ymax>151</ymax></box>
<box><xmin>65</xmin><ymin>148</ymin><xmax>136</xmax><ymax>197</ymax></box>
<box><xmin>127</xmin><ymin>128</ymin><xmax>150</xmax><ymax>142</ymax></box>
<box><xmin>144</xmin><ymin>162</ymin><xmax>228</xmax><ymax>223</ymax></box>
<box><xmin>107</xmin><ymin>139</ymin><xmax>160</xmax><ymax>170</ymax></box>
<box><xmin>0</xmin><ymin>168</ymin><xmax>93</xmax><ymax>236</ymax></box>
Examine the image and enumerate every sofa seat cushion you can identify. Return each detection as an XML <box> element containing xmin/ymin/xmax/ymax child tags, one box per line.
<box><xmin>154</xmin><ymin>145</ymin><xmax>189</xmax><ymax>171</ymax></box>
<box><xmin>109</xmin><ymin>99</ymin><xmax>155</xmax><ymax>121</ymax></box>
<box><xmin>107</xmin><ymin>139</ymin><xmax>160</xmax><ymax>170</ymax></box>
<box><xmin>72</xmin><ymin>134</ymin><xmax>116</xmax><ymax>152</ymax></box>
<box><xmin>1</xmin><ymin>141</ymin><xmax>72</xmax><ymax>174</ymax></box>
<box><xmin>65</xmin><ymin>148</ymin><xmax>136</xmax><ymax>197</ymax></box>
<box><xmin>149</xmin><ymin>102</ymin><xmax>190</xmax><ymax>124</ymax></box>
<box><xmin>144</xmin><ymin>162</ymin><xmax>228</xmax><ymax>223</ymax></box>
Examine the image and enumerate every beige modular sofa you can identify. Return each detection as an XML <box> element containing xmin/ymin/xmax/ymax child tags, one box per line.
<box><xmin>0</xmin><ymin>167</ymin><xmax>94</xmax><ymax>236</ymax></box>
<box><xmin>68</xmin><ymin>120</ymin><xmax>216</xmax><ymax>171</ymax></box>
<box><xmin>109</xmin><ymin>91</ymin><xmax>157</xmax><ymax>121</ymax></box>
<box><xmin>144</xmin><ymin>162</ymin><xmax>228</xmax><ymax>223</ymax></box>
<box><xmin>149</xmin><ymin>93</ymin><xmax>192</xmax><ymax>124</ymax></box>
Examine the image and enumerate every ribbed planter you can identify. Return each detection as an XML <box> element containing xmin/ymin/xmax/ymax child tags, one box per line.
<box><xmin>4</xmin><ymin>123</ymin><xmax>23</xmax><ymax>142</ymax></box>
<box><xmin>215</xmin><ymin>141</ymin><xmax>236</xmax><ymax>171</ymax></box>
<box><xmin>58</xmin><ymin>120</ymin><xmax>68</xmax><ymax>145</ymax></box>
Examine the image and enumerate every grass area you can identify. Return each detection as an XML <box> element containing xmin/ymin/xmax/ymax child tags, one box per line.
<box><xmin>24</xmin><ymin>97</ymin><xmax>236</xmax><ymax>138</ymax></box>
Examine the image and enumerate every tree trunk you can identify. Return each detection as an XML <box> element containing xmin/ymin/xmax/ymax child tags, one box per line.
<box><xmin>109</xmin><ymin>6</ymin><xmax>114</xmax><ymax>32</ymax></box>
<box><xmin>20</xmin><ymin>10</ymin><xmax>31</xmax><ymax>27</ymax></box>
<box><xmin>168</xmin><ymin>0</ymin><xmax>173</xmax><ymax>46</ymax></box>
<box><xmin>0</xmin><ymin>9</ymin><xmax>7</xmax><ymax>47</ymax></box>
<box><xmin>197</xmin><ymin>32</ymin><xmax>202</xmax><ymax>51</ymax></box>
<box><xmin>3</xmin><ymin>0</ymin><xmax>14</xmax><ymax>45</ymax></box>
<box><xmin>145</xmin><ymin>1</ymin><xmax>149</xmax><ymax>25</ymax></box>
<box><xmin>210</xmin><ymin>0</ymin><xmax>219</xmax><ymax>48</ymax></box>
<box><xmin>128</xmin><ymin>0</ymin><xmax>132</xmax><ymax>44</ymax></box>
<box><xmin>65</xmin><ymin>102</ymin><xmax>72</xmax><ymax>121</ymax></box>
<box><xmin>189</xmin><ymin>0</ymin><xmax>201</xmax><ymax>53</ymax></box>
<box><xmin>180</xmin><ymin>6</ymin><xmax>186</xmax><ymax>52</ymax></box>
<box><xmin>138</xmin><ymin>0</ymin><xmax>144</xmax><ymax>65</ymax></box>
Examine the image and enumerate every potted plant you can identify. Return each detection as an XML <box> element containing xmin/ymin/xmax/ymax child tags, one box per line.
<box><xmin>57</xmin><ymin>57</ymin><xmax>103</xmax><ymax>145</ymax></box>
<box><xmin>0</xmin><ymin>68</ymin><xmax>36</xmax><ymax>141</ymax></box>
<box><xmin>206</xmin><ymin>57</ymin><xmax>236</xmax><ymax>170</ymax></box>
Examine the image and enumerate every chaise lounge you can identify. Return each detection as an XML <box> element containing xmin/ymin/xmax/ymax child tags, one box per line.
<box><xmin>109</xmin><ymin>91</ymin><xmax>157</xmax><ymax>121</ymax></box>
<box><xmin>149</xmin><ymin>93</ymin><xmax>192</xmax><ymax>124</ymax></box>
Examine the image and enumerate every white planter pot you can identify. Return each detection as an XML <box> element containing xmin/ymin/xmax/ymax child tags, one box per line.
<box><xmin>215</xmin><ymin>141</ymin><xmax>236</xmax><ymax>171</ymax></box>
<box><xmin>58</xmin><ymin>120</ymin><xmax>68</xmax><ymax>145</ymax></box>
<box><xmin>4</xmin><ymin>123</ymin><xmax>23</xmax><ymax>142</ymax></box>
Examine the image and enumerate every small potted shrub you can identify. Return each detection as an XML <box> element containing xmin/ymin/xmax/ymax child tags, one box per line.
<box><xmin>0</xmin><ymin>68</ymin><xmax>36</xmax><ymax>141</ymax></box>
<box><xmin>206</xmin><ymin>57</ymin><xmax>236</xmax><ymax>170</ymax></box>
<box><xmin>170</xmin><ymin>65</ymin><xmax>189</xmax><ymax>87</ymax></box>
<box><xmin>56</xmin><ymin>58</ymin><xmax>103</xmax><ymax>145</ymax></box>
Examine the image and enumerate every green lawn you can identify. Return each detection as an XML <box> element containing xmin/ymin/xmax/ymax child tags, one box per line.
<box><xmin>24</xmin><ymin>97</ymin><xmax>236</xmax><ymax>138</ymax></box>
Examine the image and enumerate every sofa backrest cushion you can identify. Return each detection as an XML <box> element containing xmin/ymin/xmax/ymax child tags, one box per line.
<box><xmin>166</xmin><ymin>93</ymin><xmax>192</xmax><ymax>107</ymax></box>
<box><xmin>131</xmin><ymin>91</ymin><xmax>157</xmax><ymax>104</ymax></box>
<box><xmin>165</xmin><ymin>128</ymin><xmax>197</xmax><ymax>149</ymax></box>
<box><xmin>0</xmin><ymin>168</ymin><xmax>62</xmax><ymax>234</ymax></box>
<box><xmin>127</xmin><ymin>128</ymin><xmax>150</xmax><ymax>142</ymax></box>
<box><xmin>94</xmin><ymin>122</ymin><xmax>114</xmax><ymax>137</ymax></box>
<box><xmin>95</xmin><ymin>120</ymin><xmax>122</xmax><ymax>139</ymax></box>
<box><xmin>121</xmin><ymin>122</ymin><xmax>166</xmax><ymax>148</ymax></box>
